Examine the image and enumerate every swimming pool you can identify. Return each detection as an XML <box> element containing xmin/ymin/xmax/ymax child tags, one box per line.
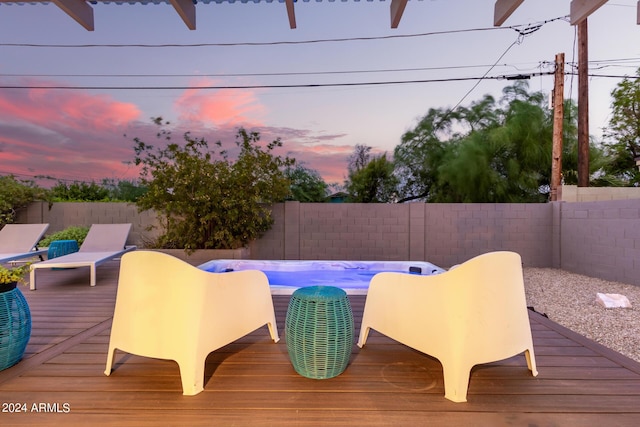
<box><xmin>198</xmin><ymin>259</ymin><xmax>446</xmax><ymax>294</ymax></box>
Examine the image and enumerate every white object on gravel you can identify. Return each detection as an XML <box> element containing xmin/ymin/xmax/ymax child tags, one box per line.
<box><xmin>596</xmin><ymin>293</ymin><xmax>632</xmax><ymax>308</ymax></box>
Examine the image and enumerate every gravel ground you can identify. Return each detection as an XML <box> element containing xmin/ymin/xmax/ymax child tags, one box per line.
<box><xmin>524</xmin><ymin>268</ymin><xmax>640</xmax><ymax>363</ymax></box>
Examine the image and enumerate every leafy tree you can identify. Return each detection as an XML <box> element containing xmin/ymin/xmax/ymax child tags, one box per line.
<box><xmin>394</xmin><ymin>108</ymin><xmax>458</xmax><ymax>202</ymax></box>
<box><xmin>50</xmin><ymin>181</ymin><xmax>110</xmax><ymax>201</ymax></box>
<box><xmin>395</xmin><ymin>82</ymin><xmax>611</xmax><ymax>202</ymax></box>
<box><xmin>101</xmin><ymin>178</ymin><xmax>148</xmax><ymax>202</ymax></box>
<box><xmin>133</xmin><ymin>119</ymin><xmax>292</xmax><ymax>251</ymax></box>
<box><xmin>348</xmin><ymin>144</ymin><xmax>372</xmax><ymax>172</ymax></box>
<box><xmin>0</xmin><ymin>175</ymin><xmax>48</xmax><ymax>226</ymax></box>
<box><xmin>602</xmin><ymin>68</ymin><xmax>640</xmax><ymax>186</ymax></box>
<box><xmin>285</xmin><ymin>164</ymin><xmax>329</xmax><ymax>202</ymax></box>
<box><xmin>345</xmin><ymin>145</ymin><xmax>398</xmax><ymax>203</ymax></box>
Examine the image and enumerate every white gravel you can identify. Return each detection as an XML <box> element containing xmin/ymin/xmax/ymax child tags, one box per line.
<box><xmin>524</xmin><ymin>268</ymin><xmax>640</xmax><ymax>363</ymax></box>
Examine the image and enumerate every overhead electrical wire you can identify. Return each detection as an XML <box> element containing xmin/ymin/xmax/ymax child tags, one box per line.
<box><xmin>0</xmin><ymin>15</ymin><xmax>570</xmax><ymax>49</ymax></box>
<box><xmin>0</xmin><ymin>72</ymin><xmax>555</xmax><ymax>90</ymax></box>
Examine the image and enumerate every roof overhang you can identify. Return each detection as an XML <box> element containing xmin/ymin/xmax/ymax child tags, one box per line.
<box><xmin>0</xmin><ymin>0</ymin><xmax>417</xmax><ymax>31</ymax></box>
<box><xmin>494</xmin><ymin>0</ymin><xmax>639</xmax><ymax>26</ymax></box>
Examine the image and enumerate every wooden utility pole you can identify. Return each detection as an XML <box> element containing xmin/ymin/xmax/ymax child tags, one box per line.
<box><xmin>551</xmin><ymin>53</ymin><xmax>565</xmax><ymax>202</ymax></box>
<box><xmin>577</xmin><ymin>19</ymin><xmax>590</xmax><ymax>187</ymax></box>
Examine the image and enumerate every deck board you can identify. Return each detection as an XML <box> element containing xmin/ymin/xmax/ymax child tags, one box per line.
<box><xmin>2</xmin><ymin>260</ymin><xmax>640</xmax><ymax>425</ymax></box>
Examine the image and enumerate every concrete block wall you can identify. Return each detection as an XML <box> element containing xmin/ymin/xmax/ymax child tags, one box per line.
<box><xmin>251</xmin><ymin>201</ymin><xmax>554</xmax><ymax>268</ymax></box>
<box><xmin>16</xmin><ymin>202</ymin><xmax>160</xmax><ymax>248</ymax></box>
<box><xmin>16</xmin><ymin>199</ymin><xmax>640</xmax><ymax>286</ymax></box>
<box><xmin>560</xmin><ymin>185</ymin><xmax>640</xmax><ymax>202</ymax></box>
<box><xmin>297</xmin><ymin>203</ymin><xmax>411</xmax><ymax>261</ymax></box>
<box><xmin>421</xmin><ymin>203</ymin><xmax>554</xmax><ymax>268</ymax></box>
<box><xmin>559</xmin><ymin>199</ymin><xmax>640</xmax><ymax>286</ymax></box>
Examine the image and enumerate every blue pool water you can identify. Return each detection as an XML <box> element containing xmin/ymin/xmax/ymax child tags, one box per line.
<box><xmin>199</xmin><ymin>260</ymin><xmax>445</xmax><ymax>294</ymax></box>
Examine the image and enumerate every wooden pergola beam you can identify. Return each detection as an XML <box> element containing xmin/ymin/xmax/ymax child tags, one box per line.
<box><xmin>570</xmin><ymin>0</ymin><xmax>609</xmax><ymax>25</ymax></box>
<box><xmin>169</xmin><ymin>0</ymin><xmax>196</xmax><ymax>30</ymax></box>
<box><xmin>390</xmin><ymin>0</ymin><xmax>408</xmax><ymax>29</ymax></box>
<box><xmin>493</xmin><ymin>0</ymin><xmax>524</xmax><ymax>26</ymax></box>
<box><xmin>52</xmin><ymin>0</ymin><xmax>94</xmax><ymax>31</ymax></box>
<box><xmin>285</xmin><ymin>0</ymin><xmax>296</xmax><ymax>29</ymax></box>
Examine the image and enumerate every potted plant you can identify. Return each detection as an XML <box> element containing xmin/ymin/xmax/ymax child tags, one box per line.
<box><xmin>0</xmin><ymin>263</ymin><xmax>31</xmax><ymax>370</ymax></box>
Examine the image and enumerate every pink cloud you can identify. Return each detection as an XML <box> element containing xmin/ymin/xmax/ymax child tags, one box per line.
<box><xmin>0</xmin><ymin>78</ymin><xmax>362</xmax><ymax>188</ymax></box>
<box><xmin>0</xmin><ymin>80</ymin><xmax>140</xmax><ymax>131</ymax></box>
<box><xmin>174</xmin><ymin>78</ymin><xmax>265</xmax><ymax>127</ymax></box>
<box><xmin>0</xmin><ymin>78</ymin><xmax>143</xmax><ymax>183</ymax></box>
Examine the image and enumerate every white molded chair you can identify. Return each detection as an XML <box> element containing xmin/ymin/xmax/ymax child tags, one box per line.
<box><xmin>104</xmin><ymin>250</ymin><xmax>280</xmax><ymax>396</ymax></box>
<box><xmin>357</xmin><ymin>251</ymin><xmax>537</xmax><ymax>403</ymax></box>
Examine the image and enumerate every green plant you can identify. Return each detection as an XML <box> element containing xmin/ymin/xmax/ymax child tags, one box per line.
<box><xmin>0</xmin><ymin>175</ymin><xmax>48</xmax><ymax>227</ymax></box>
<box><xmin>39</xmin><ymin>226</ymin><xmax>90</xmax><ymax>247</ymax></box>
<box><xmin>0</xmin><ymin>263</ymin><xmax>31</xmax><ymax>285</ymax></box>
<box><xmin>132</xmin><ymin>120</ymin><xmax>291</xmax><ymax>252</ymax></box>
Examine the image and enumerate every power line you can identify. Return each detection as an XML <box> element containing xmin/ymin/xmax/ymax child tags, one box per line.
<box><xmin>3</xmin><ymin>70</ymin><xmax>633</xmax><ymax>91</ymax></box>
<box><xmin>0</xmin><ymin>16</ymin><xmax>570</xmax><ymax>49</ymax></box>
<box><xmin>0</xmin><ymin>27</ymin><xmax>517</xmax><ymax>49</ymax></box>
<box><xmin>0</xmin><ymin>63</ymin><xmax>534</xmax><ymax>79</ymax></box>
<box><xmin>1</xmin><ymin>58</ymin><xmax>636</xmax><ymax>80</ymax></box>
<box><xmin>0</xmin><ymin>72</ymin><xmax>555</xmax><ymax>91</ymax></box>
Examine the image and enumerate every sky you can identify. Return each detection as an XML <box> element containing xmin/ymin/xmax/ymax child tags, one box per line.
<box><xmin>0</xmin><ymin>0</ymin><xmax>638</xmax><ymax>188</ymax></box>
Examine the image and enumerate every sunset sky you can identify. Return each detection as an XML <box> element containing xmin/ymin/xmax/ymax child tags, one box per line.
<box><xmin>0</xmin><ymin>0</ymin><xmax>638</xmax><ymax>187</ymax></box>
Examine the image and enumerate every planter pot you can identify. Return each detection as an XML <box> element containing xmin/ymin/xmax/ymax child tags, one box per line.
<box><xmin>154</xmin><ymin>248</ymin><xmax>250</xmax><ymax>266</ymax></box>
<box><xmin>0</xmin><ymin>282</ymin><xmax>31</xmax><ymax>371</ymax></box>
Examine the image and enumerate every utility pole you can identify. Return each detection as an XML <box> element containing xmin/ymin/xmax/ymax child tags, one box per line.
<box><xmin>551</xmin><ymin>53</ymin><xmax>565</xmax><ymax>202</ymax></box>
<box><xmin>577</xmin><ymin>19</ymin><xmax>590</xmax><ymax>187</ymax></box>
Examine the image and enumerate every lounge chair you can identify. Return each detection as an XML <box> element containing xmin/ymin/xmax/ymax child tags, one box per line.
<box><xmin>104</xmin><ymin>250</ymin><xmax>280</xmax><ymax>395</ymax></box>
<box><xmin>357</xmin><ymin>251</ymin><xmax>538</xmax><ymax>403</ymax></box>
<box><xmin>29</xmin><ymin>223</ymin><xmax>135</xmax><ymax>290</ymax></box>
<box><xmin>0</xmin><ymin>223</ymin><xmax>49</xmax><ymax>264</ymax></box>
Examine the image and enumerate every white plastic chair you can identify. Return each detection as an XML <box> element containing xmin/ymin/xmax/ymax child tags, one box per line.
<box><xmin>357</xmin><ymin>251</ymin><xmax>538</xmax><ymax>402</ymax></box>
<box><xmin>104</xmin><ymin>250</ymin><xmax>280</xmax><ymax>395</ymax></box>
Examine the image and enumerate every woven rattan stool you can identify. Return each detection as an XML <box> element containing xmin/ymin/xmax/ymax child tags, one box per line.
<box><xmin>285</xmin><ymin>285</ymin><xmax>354</xmax><ymax>379</ymax></box>
<box><xmin>47</xmin><ymin>239</ymin><xmax>79</xmax><ymax>259</ymax></box>
<box><xmin>0</xmin><ymin>284</ymin><xmax>31</xmax><ymax>371</ymax></box>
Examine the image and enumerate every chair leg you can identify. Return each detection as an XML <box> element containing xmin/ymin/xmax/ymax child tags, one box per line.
<box><xmin>267</xmin><ymin>321</ymin><xmax>280</xmax><ymax>343</ymax></box>
<box><xmin>356</xmin><ymin>325</ymin><xmax>371</xmax><ymax>348</ymax></box>
<box><xmin>104</xmin><ymin>346</ymin><xmax>117</xmax><ymax>376</ymax></box>
<box><xmin>90</xmin><ymin>266</ymin><xmax>97</xmax><ymax>287</ymax></box>
<box><xmin>442</xmin><ymin>364</ymin><xmax>472</xmax><ymax>403</ymax></box>
<box><xmin>30</xmin><ymin>268</ymin><xmax>37</xmax><ymax>291</ymax></box>
<box><xmin>178</xmin><ymin>359</ymin><xmax>205</xmax><ymax>396</ymax></box>
<box><xmin>525</xmin><ymin>348</ymin><xmax>538</xmax><ymax>376</ymax></box>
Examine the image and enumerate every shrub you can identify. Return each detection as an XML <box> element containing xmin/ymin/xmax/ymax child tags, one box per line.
<box><xmin>39</xmin><ymin>226</ymin><xmax>90</xmax><ymax>247</ymax></box>
<box><xmin>0</xmin><ymin>175</ymin><xmax>48</xmax><ymax>227</ymax></box>
<box><xmin>133</xmin><ymin>120</ymin><xmax>291</xmax><ymax>252</ymax></box>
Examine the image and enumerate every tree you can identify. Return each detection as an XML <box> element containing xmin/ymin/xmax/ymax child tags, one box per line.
<box><xmin>0</xmin><ymin>175</ymin><xmax>48</xmax><ymax>226</ymax></box>
<box><xmin>394</xmin><ymin>82</ymin><xmax>610</xmax><ymax>202</ymax></box>
<box><xmin>602</xmin><ymin>68</ymin><xmax>640</xmax><ymax>186</ymax></box>
<box><xmin>50</xmin><ymin>181</ymin><xmax>110</xmax><ymax>201</ymax></box>
<box><xmin>285</xmin><ymin>164</ymin><xmax>329</xmax><ymax>202</ymax></box>
<box><xmin>394</xmin><ymin>107</ymin><xmax>458</xmax><ymax>202</ymax></box>
<box><xmin>345</xmin><ymin>145</ymin><xmax>398</xmax><ymax>203</ymax></box>
<box><xmin>133</xmin><ymin>120</ymin><xmax>292</xmax><ymax>251</ymax></box>
<box><xmin>101</xmin><ymin>179</ymin><xmax>148</xmax><ymax>202</ymax></box>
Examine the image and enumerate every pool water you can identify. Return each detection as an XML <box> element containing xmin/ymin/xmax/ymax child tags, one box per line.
<box><xmin>198</xmin><ymin>260</ymin><xmax>445</xmax><ymax>294</ymax></box>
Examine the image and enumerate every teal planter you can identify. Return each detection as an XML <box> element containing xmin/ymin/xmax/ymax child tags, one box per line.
<box><xmin>0</xmin><ymin>282</ymin><xmax>31</xmax><ymax>371</ymax></box>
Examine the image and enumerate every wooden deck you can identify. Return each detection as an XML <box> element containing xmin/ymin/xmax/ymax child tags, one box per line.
<box><xmin>2</xmin><ymin>260</ymin><xmax>640</xmax><ymax>425</ymax></box>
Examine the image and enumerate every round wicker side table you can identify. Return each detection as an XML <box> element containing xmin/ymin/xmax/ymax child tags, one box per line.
<box><xmin>285</xmin><ymin>285</ymin><xmax>354</xmax><ymax>379</ymax></box>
